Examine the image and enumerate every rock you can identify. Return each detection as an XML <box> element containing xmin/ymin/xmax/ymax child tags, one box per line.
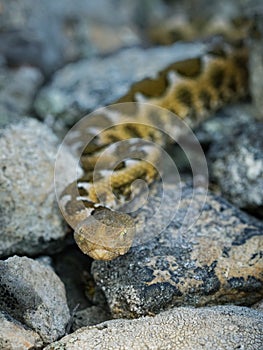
<box><xmin>0</xmin><ymin>65</ymin><xmax>43</xmax><ymax>128</ymax></box>
<box><xmin>92</xmin><ymin>182</ymin><xmax>263</xmax><ymax>318</ymax></box>
<box><xmin>44</xmin><ymin>305</ymin><xmax>263</xmax><ymax>350</ymax></box>
<box><xmin>72</xmin><ymin>306</ymin><xmax>111</xmax><ymax>331</ymax></box>
<box><xmin>249</xmin><ymin>12</ymin><xmax>263</xmax><ymax>120</ymax></box>
<box><xmin>52</xmin><ymin>246</ymin><xmax>92</xmax><ymax>312</ymax></box>
<box><xmin>52</xmin><ymin>247</ymin><xmax>112</xmax><ymax>331</ymax></box>
<box><xmin>208</xmin><ymin>121</ymin><xmax>263</xmax><ymax>214</ymax></box>
<box><xmin>34</xmin><ymin>42</ymin><xmax>207</xmax><ymax>126</ymax></box>
<box><xmin>0</xmin><ymin>311</ymin><xmax>43</xmax><ymax>350</ymax></box>
<box><xmin>252</xmin><ymin>299</ymin><xmax>263</xmax><ymax>312</ymax></box>
<box><xmin>0</xmin><ymin>256</ymin><xmax>70</xmax><ymax>344</ymax></box>
<box><xmin>195</xmin><ymin>103</ymin><xmax>254</xmax><ymax>146</ymax></box>
<box><xmin>0</xmin><ymin>118</ymin><xmax>69</xmax><ymax>257</ymax></box>
<box><xmin>0</xmin><ymin>0</ymin><xmax>143</xmax><ymax>74</ymax></box>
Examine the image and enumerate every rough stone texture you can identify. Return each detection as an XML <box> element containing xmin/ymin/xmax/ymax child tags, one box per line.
<box><xmin>249</xmin><ymin>12</ymin><xmax>263</xmax><ymax>120</ymax></box>
<box><xmin>0</xmin><ymin>0</ymin><xmax>146</xmax><ymax>74</ymax></box>
<box><xmin>44</xmin><ymin>305</ymin><xmax>263</xmax><ymax>350</ymax></box>
<box><xmin>0</xmin><ymin>65</ymin><xmax>43</xmax><ymax>127</ymax></box>
<box><xmin>208</xmin><ymin>121</ymin><xmax>263</xmax><ymax>214</ymax></box>
<box><xmin>51</xmin><ymin>248</ymin><xmax>112</xmax><ymax>331</ymax></box>
<box><xmin>53</xmin><ymin>246</ymin><xmax>92</xmax><ymax>312</ymax></box>
<box><xmin>92</xmin><ymin>182</ymin><xmax>263</xmax><ymax>318</ymax></box>
<box><xmin>0</xmin><ymin>311</ymin><xmax>43</xmax><ymax>350</ymax></box>
<box><xmin>195</xmin><ymin>103</ymin><xmax>255</xmax><ymax>146</ymax></box>
<box><xmin>34</xmin><ymin>42</ymin><xmax>207</xmax><ymax>126</ymax></box>
<box><xmin>0</xmin><ymin>118</ymin><xmax>68</xmax><ymax>257</ymax></box>
<box><xmin>0</xmin><ymin>256</ymin><xmax>70</xmax><ymax>344</ymax></box>
<box><xmin>252</xmin><ymin>298</ymin><xmax>263</xmax><ymax>312</ymax></box>
<box><xmin>72</xmin><ymin>306</ymin><xmax>112</xmax><ymax>331</ymax></box>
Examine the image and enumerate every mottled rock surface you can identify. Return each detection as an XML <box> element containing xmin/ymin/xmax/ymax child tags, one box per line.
<box><xmin>72</xmin><ymin>306</ymin><xmax>111</xmax><ymax>331</ymax></box>
<box><xmin>92</xmin><ymin>182</ymin><xmax>263</xmax><ymax>318</ymax></box>
<box><xmin>53</xmin><ymin>247</ymin><xmax>92</xmax><ymax>312</ymax></box>
<box><xmin>195</xmin><ymin>103</ymin><xmax>254</xmax><ymax>146</ymax></box>
<box><xmin>252</xmin><ymin>298</ymin><xmax>263</xmax><ymax>312</ymax></box>
<box><xmin>0</xmin><ymin>0</ymin><xmax>145</xmax><ymax>74</ymax></box>
<box><xmin>249</xmin><ymin>12</ymin><xmax>263</xmax><ymax>119</ymax></box>
<box><xmin>34</xmin><ymin>42</ymin><xmax>207</xmax><ymax>125</ymax></box>
<box><xmin>0</xmin><ymin>118</ymin><xmax>67</xmax><ymax>257</ymax></box>
<box><xmin>0</xmin><ymin>65</ymin><xmax>43</xmax><ymax>127</ymax></box>
<box><xmin>0</xmin><ymin>256</ymin><xmax>70</xmax><ymax>344</ymax></box>
<box><xmin>209</xmin><ymin>121</ymin><xmax>263</xmax><ymax>213</ymax></box>
<box><xmin>44</xmin><ymin>305</ymin><xmax>263</xmax><ymax>350</ymax></box>
<box><xmin>0</xmin><ymin>311</ymin><xmax>43</xmax><ymax>350</ymax></box>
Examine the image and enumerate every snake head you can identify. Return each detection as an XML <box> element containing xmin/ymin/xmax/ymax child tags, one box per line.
<box><xmin>74</xmin><ymin>208</ymin><xmax>136</xmax><ymax>260</ymax></box>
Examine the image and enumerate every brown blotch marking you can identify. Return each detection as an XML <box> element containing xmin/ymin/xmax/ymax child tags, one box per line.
<box><xmin>208</xmin><ymin>66</ymin><xmax>225</xmax><ymax>90</ymax></box>
<box><xmin>232</xmin><ymin>49</ymin><xmax>248</xmax><ymax>69</ymax></box>
<box><xmin>172</xmin><ymin>58</ymin><xmax>202</xmax><ymax>77</ymax></box>
<box><xmin>119</xmin><ymin>76</ymin><xmax>168</xmax><ymax>102</ymax></box>
<box><xmin>81</xmin><ymin>155</ymin><xmax>99</xmax><ymax>172</ymax></box>
<box><xmin>227</xmin><ymin>73</ymin><xmax>238</xmax><ymax>93</ymax></box>
<box><xmin>82</xmin><ymin>200</ymin><xmax>95</xmax><ymax>209</ymax></box>
<box><xmin>102</xmin><ymin>131</ymin><xmax>121</xmax><ymax>143</ymax></box>
<box><xmin>198</xmin><ymin>89</ymin><xmax>212</xmax><ymax>110</ymax></box>
<box><xmin>78</xmin><ymin>173</ymin><xmax>94</xmax><ymax>184</ymax></box>
<box><xmin>123</xmin><ymin>123</ymin><xmax>144</xmax><ymax>138</ymax></box>
<box><xmin>78</xmin><ymin>186</ymin><xmax>89</xmax><ymax>197</ymax></box>
<box><xmin>82</xmin><ymin>140</ymin><xmax>105</xmax><ymax>156</ymax></box>
<box><xmin>119</xmin><ymin>58</ymin><xmax>202</xmax><ymax>102</ymax></box>
<box><xmin>174</xmin><ymin>86</ymin><xmax>193</xmax><ymax>107</ymax></box>
<box><xmin>207</xmin><ymin>47</ymin><xmax>228</xmax><ymax>58</ymax></box>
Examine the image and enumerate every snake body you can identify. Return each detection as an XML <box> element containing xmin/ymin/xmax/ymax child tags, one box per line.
<box><xmin>60</xmin><ymin>40</ymin><xmax>249</xmax><ymax>260</ymax></box>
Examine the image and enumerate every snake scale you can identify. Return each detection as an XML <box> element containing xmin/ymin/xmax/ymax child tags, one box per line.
<box><xmin>60</xmin><ymin>35</ymin><xmax>249</xmax><ymax>260</ymax></box>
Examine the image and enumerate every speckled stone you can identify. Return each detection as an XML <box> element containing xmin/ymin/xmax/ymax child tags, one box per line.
<box><xmin>92</xmin><ymin>182</ymin><xmax>263</xmax><ymax>318</ymax></box>
<box><xmin>34</xmin><ymin>42</ymin><xmax>207</xmax><ymax>126</ymax></box>
<box><xmin>52</xmin><ymin>246</ymin><xmax>94</xmax><ymax>312</ymax></box>
<box><xmin>0</xmin><ymin>65</ymin><xmax>43</xmax><ymax>128</ymax></box>
<box><xmin>44</xmin><ymin>305</ymin><xmax>263</xmax><ymax>350</ymax></box>
<box><xmin>252</xmin><ymin>298</ymin><xmax>263</xmax><ymax>312</ymax></box>
<box><xmin>0</xmin><ymin>256</ymin><xmax>70</xmax><ymax>344</ymax></box>
<box><xmin>208</xmin><ymin>121</ymin><xmax>263</xmax><ymax>214</ymax></box>
<box><xmin>72</xmin><ymin>306</ymin><xmax>111</xmax><ymax>331</ymax></box>
<box><xmin>249</xmin><ymin>12</ymin><xmax>263</xmax><ymax>120</ymax></box>
<box><xmin>0</xmin><ymin>311</ymin><xmax>43</xmax><ymax>350</ymax></box>
<box><xmin>0</xmin><ymin>118</ymin><xmax>70</xmax><ymax>257</ymax></box>
<box><xmin>0</xmin><ymin>0</ymin><xmax>146</xmax><ymax>74</ymax></box>
<box><xmin>195</xmin><ymin>103</ymin><xmax>254</xmax><ymax>146</ymax></box>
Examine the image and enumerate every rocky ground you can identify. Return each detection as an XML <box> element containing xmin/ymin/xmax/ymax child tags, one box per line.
<box><xmin>0</xmin><ymin>0</ymin><xmax>262</xmax><ymax>349</ymax></box>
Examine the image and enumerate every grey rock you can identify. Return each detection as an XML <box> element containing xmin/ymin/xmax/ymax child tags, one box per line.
<box><xmin>0</xmin><ymin>0</ymin><xmax>144</xmax><ymax>74</ymax></box>
<box><xmin>0</xmin><ymin>65</ymin><xmax>43</xmax><ymax>128</ymax></box>
<box><xmin>249</xmin><ymin>12</ymin><xmax>263</xmax><ymax>119</ymax></box>
<box><xmin>0</xmin><ymin>118</ymin><xmax>68</xmax><ymax>257</ymax></box>
<box><xmin>53</xmin><ymin>247</ymin><xmax>92</xmax><ymax>312</ymax></box>
<box><xmin>34</xmin><ymin>42</ymin><xmax>207</xmax><ymax>126</ymax></box>
<box><xmin>35</xmin><ymin>255</ymin><xmax>54</xmax><ymax>268</ymax></box>
<box><xmin>0</xmin><ymin>311</ymin><xmax>43</xmax><ymax>350</ymax></box>
<box><xmin>209</xmin><ymin>121</ymin><xmax>263</xmax><ymax>213</ymax></box>
<box><xmin>0</xmin><ymin>256</ymin><xmax>70</xmax><ymax>344</ymax></box>
<box><xmin>72</xmin><ymin>306</ymin><xmax>112</xmax><ymax>331</ymax></box>
<box><xmin>52</xmin><ymin>247</ymin><xmax>112</xmax><ymax>331</ymax></box>
<box><xmin>252</xmin><ymin>299</ymin><xmax>263</xmax><ymax>312</ymax></box>
<box><xmin>92</xmin><ymin>182</ymin><xmax>263</xmax><ymax>318</ymax></box>
<box><xmin>44</xmin><ymin>305</ymin><xmax>263</xmax><ymax>350</ymax></box>
<box><xmin>195</xmin><ymin>103</ymin><xmax>255</xmax><ymax>146</ymax></box>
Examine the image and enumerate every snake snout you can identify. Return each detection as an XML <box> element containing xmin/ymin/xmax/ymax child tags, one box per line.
<box><xmin>74</xmin><ymin>207</ymin><xmax>136</xmax><ymax>260</ymax></box>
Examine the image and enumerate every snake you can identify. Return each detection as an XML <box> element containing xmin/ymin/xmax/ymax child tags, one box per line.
<box><xmin>59</xmin><ymin>36</ymin><xmax>249</xmax><ymax>261</ymax></box>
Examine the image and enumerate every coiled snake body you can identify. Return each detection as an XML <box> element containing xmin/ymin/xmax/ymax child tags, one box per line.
<box><xmin>60</xmin><ymin>39</ymin><xmax>249</xmax><ymax>260</ymax></box>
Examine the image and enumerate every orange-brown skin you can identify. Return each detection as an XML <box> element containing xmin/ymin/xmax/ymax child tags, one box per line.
<box><xmin>60</xmin><ymin>45</ymin><xmax>249</xmax><ymax>260</ymax></box>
